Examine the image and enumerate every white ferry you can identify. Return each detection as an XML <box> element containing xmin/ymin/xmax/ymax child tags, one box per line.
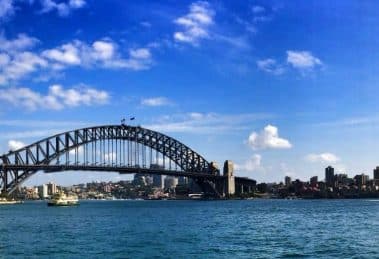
<box><xmin>48</xmin><ymin>192</ymin><xmax>79</xmax><ymax>206</ymax></box>
<box><xmin>0</xmin><ymin>197</ymin><xmax>23</xmax><ymax>205</ymax></box>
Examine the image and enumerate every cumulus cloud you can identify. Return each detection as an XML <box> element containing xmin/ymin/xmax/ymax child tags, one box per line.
<box><xmin>0</xmin><ymin>51</ymin><xmax>48</xmax><ymax>84</ymax></box>
<box><xmin>8</xmin><ymin>140</ymin><xmax>26</xmax><ymax>151</ymax></box>
<box><xmin>141</xmin><ymin>97</ymin><xmax>172</xmax><ymax>107</ymax></box>
<box><xmin>248</xmin><ymin>124</ymin><xmax>292</xmax><ymax>150</ymax></box>
<box><xmin>257</xmin><ymin>58</ymin><xmax>285</xmax><ymax>75</ymax></box>
<box><xmin>173</xmin><ymin>1</ymin><xmax>215</xmax><ymax>45</ymax></box>
<box><xmin>42</xmin><ymin>42</ymin><xmax>81</xmax><ymax>65</ymax></box>
<box><xmin>0</xmin><ymin>84</ymin><xmax>109</xmax><ymax>111</ymax></box>
<box><xmin>0</xmin><ymin>34</ymin><xmax>153</xmax><ymax>85</ymax></box>
<box><xmin>0</xmin><ymin>33</ymin><xmax>39</xmax><ymax>52</ymax></box>
<box><xmin>42</xmin><ymin>40</ymin><xmax>152</xmax><ymax>71</ymax></box>
<box><xmin>39</xmin><ymin>0</ymin><xmax>86</xmax><ymax>17</ymax></box>
<box><xmin>235</xmin><ymin>154</ymin><xmax>262</xmax><ymax>172</ymax></box>
<box><xmin>286</xmin><ymin>50</ymin><xmax>322</xmax><ymax>69</ymax></box>
<box><xmin>305</xmin><ymin>153</ymin><xmax>339</xmax><ymax>163</ymax></box>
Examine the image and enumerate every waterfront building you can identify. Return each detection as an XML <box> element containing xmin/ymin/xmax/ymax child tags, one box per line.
<box><xmin>47</xmin><ymin>182</ymin><xmax>57</xmax><ymax>195</ymax></box>
<box><xmin>310</xmin><ymin>176</ymin><xmax>318</xmax><ymax>187</ymax></box>
<box><xmin>144</xmin><ymin>175</ymin><xmax>153</xmax><ymax>185</ymax></box>
<box><xmin>164</xmin><ymin>176</ymin><xmax>178</xmax><ymax>189</ymax></box>
<box><xmin>374</xmin><ymin>166</ymin><xmax>379</xmax><ymax>180</ymax></box>
<box><xmin>325</xmin><ymin>166</ymin><xmax>335</xmax><ymax>186</ymax></box>
<box><xmin>133</xmin><ymin>174</ymin><xmax>147</xmax><ymax>186</ymax></box>
<box><xmin>38</xmin><ymin>184</ymin><xmax>48</xmax><ymax>199</ymax></box>
<box><xmin>103</xmin><ymin>184</ymin><xmax>112</xmax><ymax>193</ymax></box>
<box><xmin>354</xmin><ymin>174</ymin><xmax>369</xmax><ymax>186</ymax></box>
<box><xmin>152</xmin><ymin>174</ymin><xmax>164</xmax><ymax>189</ymax></box>
<box><xmin>285</xmin><ymin>176</ymin><xmax>292</xmax><ymax>186</ymax></box>
<box><xmin>150</xmin><ymin>164</ymin><xmax>165</xmax><ymax>189</ymax></box>
<box><xmin>178</xmin><ymin>176</ymin><xmax>188</xmax><ymax>185</ymax></box>
<box><xmin>335</xmin><ymin>174</ymin><xmax>348</xmax><ymax>185</ymax></box>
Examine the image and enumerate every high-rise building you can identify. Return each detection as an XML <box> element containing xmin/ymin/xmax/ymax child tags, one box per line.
<box><xmin>285</xmin><ymin>176</ymin><xmax>292</xmax><ymax>186</ymax></box>
<box><xmin>38</xmin><ymin>184</ymin><xmax>48</xmax><ymax>199</ymax></box>
<box><xmin>335</xmin><ymin>174</ymin><xmax>348</xmax><ymax>185</ymax></box>
<box><xmin>153</xmin><ymin>174</ymin><xmax>164</xmax><ymax>189</ymax></box>
<box><xmin>374</xmin><ymin>166</ymin><xmax>379</xmax><ymax>180</ymax></box>
<box><xmin>144</xmin><ymin>175</ymin><xmax>153</xmax><ymax>185</ymax></box>
<box><xmin>151</xmin><ymin>164</ymin><xmax>164</xmax><ymax>189</ymax></box>
<box><xmin>164</xmin><ymin>176</ymin><xmax>178</xmax><ymax>189</ymax></box>
<box><xmin>325</xmin><ymin>166</ymin><xmax>335</xmax><ymax>186</ymax></box>
<box><xmin>354</xmin><ymin>174</ymin><xmax>369</xmax><ymax>186</ymax></box>
<box><xmin>47</xmin><ymin>182</ymin><xmax>57</xmax><ymax>195</ymax></box>
<box><xmin>133</xmin><ymin>174</ymin><xmax>147</xmax><ymax>186</ymax></box>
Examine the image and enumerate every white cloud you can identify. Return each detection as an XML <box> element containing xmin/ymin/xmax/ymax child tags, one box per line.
<box><xmin>0</xmin><ymin>84</ymin><xmax>109</xmax><ymax>111</ymax></box>
<box><xmin>140</xmin><ymin>21</ymin><xmax>151</xmax><ymax>28</ymax></box>
<box><xmin>305</xmin><ymin>153</ymin><xmax>339</xmax><ymax>163</ymax></box>
<box><xmin>8</xmin><ymin>140</ymin><xmax>26</xmax><ymax>151</ymax></box>
<box><xmin>235</xmin><ymin>154</ymin><xmax>262</xmax><ymax>172</ymax></box>
<box><xmin>42</xmin><ymin>43</ymin><xmax>81</xmax><ymax>65</ymax></box>
<box><xmin>104</xmin><ymin>152</ymin><xmax>116</xmax><ymax>161</ymax></box>
<box><xmin>119</xmin><ymin>48</ymin><xmax>152</xmax><ymax>70</ymax></box>
<box><xmin>69</xmin><ymin>0</ymin><xmax>85</xmax><ymax>8</ymax></box>
<box><xmin>129</xmin><ymin>48</ymin><xmax>150</xmax><ymax>59</ymax></box>
<box><xmin>43</xmin><ymin>41</ymin><xmax>152</xmax><ymax>71</ymax></box>
<box><xmin>248</xmin><ymin>124</ymin><xmax>292</xmax><ymax>150</ymax></box>
<box><xmin>257</xmin><ymin>58</ymin><xmax>285</xmax><ymax>75</ymax></box>
<box><xmin>145</xmin><ymin>112</ymin><xmax>273</xmax><ymax>134</ymax></box>
<box><xmin>92</xmin><ymin>41</ymin><xmax>115</xmax><ymax>60</ymax></box>
<box><xmin>252</xmin><ymin>5</ymin><xmax>265</xmax><ymax>13</ymax></box>
<box><xmin>0</xmin><ymin>119</ymin><xmax>88</xmax><ymax>128</ymax></box>
<box><xmin>0</xmin><ymin>0</ymin><xmax>14</xmax><ymax>20</ymax></box>
<box><xmin>40</xmin><ymin>0</ymin><xmax>86</xmax><ymax>17</ymax></box>
<box><xmin>141</xmin><ymin>97</ymin><xmax>171</xmax><ymax>107</ymax></box>
<box><xmin>173</xmin><ymin>1</ymin><xmax>215</xmax><ymax>45</ymax></box>
<box><xmin>0</xmin><ymin>33</ymin><xmax>39</xmax><ymax>52</ymax></box>
<box><xmin>286</xmin><ymin>50</ymin><xmax>322</xmax><ymax>69</ymax></box>
<box><xmin>69</xmin><ymin>146</ymin><xmax>83</xmax><ymax>155</ymax></box>
<box><xmin>0</xmin><ymin>51</ymin><xmax>48</xmax><ymax>83</ymax></box>
<box><xmin>0</xmin><ymin>34</ymin><xmax>154</xmax><ymax>85</ymax></box>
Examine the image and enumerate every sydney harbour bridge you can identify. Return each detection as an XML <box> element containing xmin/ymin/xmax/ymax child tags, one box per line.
<box><xmin>0</xmin><ymin>124</ymin><xmax>256</xmax><ymax>198</ymax></box>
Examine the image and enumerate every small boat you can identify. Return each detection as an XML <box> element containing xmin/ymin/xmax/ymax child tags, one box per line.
<box><xmin>48</xmin><ymin>192</ymin><xmax>79</xmax><ymax>206</ymax></box>
<box><xmin>188</xmin><ymin>193</ymin><xmax>204</xmax><ymax>200</ymax></box>
<box><xmin>0</xmin><ymin>197</ymin><xmax>23</xmax><ymax>205</ymax></box>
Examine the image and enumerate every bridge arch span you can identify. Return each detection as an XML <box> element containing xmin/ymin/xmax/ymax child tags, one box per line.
<box><xmin>0</xmin><ymin>125</ymin><xmax>219</xmax><ymax>194</ymax></box>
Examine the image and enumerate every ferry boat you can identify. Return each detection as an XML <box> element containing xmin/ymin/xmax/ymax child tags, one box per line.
<box><xmin>47</xmin><ymin>192</ymin><xmax>79</xmax><ymax>206</ymax></box>
<box><xmin>0</xmin><ymin>197</ymin><xmax>23</xmax><ymax>205</ymax></box>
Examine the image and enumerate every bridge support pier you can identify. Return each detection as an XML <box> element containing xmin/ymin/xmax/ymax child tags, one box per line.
<box><xmin>223</xmin><ymin>160</ymin><xmax>235</xmax><ymax>197</ymax></box>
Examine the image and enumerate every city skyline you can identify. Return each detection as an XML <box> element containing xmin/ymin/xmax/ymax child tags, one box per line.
<box><xmin>23</xmin><ymin>164</ymin><xmax>379</xmax><ymax>189</ymax></box>
<box><xmin>1</xmin><ymin>0</ymin><xmax>379</xmax><ymax>186</ymax></box>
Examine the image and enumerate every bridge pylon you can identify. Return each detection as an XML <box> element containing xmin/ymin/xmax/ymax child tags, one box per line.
<box><xmin>223</xmin><ymin>160</ymin><xmax>235</xmax><ymax>197</ymax></box>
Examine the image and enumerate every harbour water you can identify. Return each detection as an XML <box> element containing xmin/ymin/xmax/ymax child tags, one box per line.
<box><xmin>0</xmin><ymin>199</ymin><xmax>378</xmax><ymax>258</ymax></box>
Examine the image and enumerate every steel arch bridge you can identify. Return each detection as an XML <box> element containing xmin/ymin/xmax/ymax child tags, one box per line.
<box><xmin>0</xmin><ymin>124</ymin><xmax>222</xmax><ymax>196</ymax></box>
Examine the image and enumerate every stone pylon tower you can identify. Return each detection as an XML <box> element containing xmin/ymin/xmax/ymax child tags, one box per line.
<box><xmin>223</xmin><ymin>160</ymin><xmax>235</xmax><ymax>196</ymax></box>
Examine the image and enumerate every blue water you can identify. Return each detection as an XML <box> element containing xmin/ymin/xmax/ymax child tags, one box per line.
<box><xmin>0</xmin><ymin>200</ymin><xmax>378</xmax><ymax>258</ymax></box>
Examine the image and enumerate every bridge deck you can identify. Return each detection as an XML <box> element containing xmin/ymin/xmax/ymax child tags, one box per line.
<box><xmin>2</xmin><ymin>164</ymin><xmax>225</xmax><ymax>180</ymax></box>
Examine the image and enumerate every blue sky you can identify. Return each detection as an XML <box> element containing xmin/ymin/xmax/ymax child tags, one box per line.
<box><xmin>0</xmin><ymin>0</ymin><xmax>379</xmax><ymax>186</ymax></box>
